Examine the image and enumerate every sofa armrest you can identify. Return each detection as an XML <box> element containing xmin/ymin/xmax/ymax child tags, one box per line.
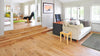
<box><xmin>63</xmin><ymin>25</ymin><xmax>81</xmax><ymax>40</ymax></box>
<box><xmin>63</xmin><ymin>26</ymin><xmax>81</xmax><ymax>34</ymax></box>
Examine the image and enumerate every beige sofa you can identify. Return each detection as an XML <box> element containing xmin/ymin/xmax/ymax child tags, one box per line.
<box><xmin>63</xmin><ymin>21</ymin><xmax>91</xmax><ymax>41</ymax></box>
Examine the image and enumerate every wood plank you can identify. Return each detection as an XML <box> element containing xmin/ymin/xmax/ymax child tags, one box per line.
<box><xmin>0</xmin><ymin>27</ymin><xmax>99</xmax><ymax>56</ymax></box>
<box><xmin>4</xmin><ymin>25</ymin><xmax>42</xmax><ymax>35</ymax></box>
<box><xmin>0</xmin><ymin>27</ymin><xmax>47</xmax><ymax>41</ymax></box>
<box><xmin>0</xmin><ymin>29</ymin><xmax>51</xmax><ymax>47</ymax></box>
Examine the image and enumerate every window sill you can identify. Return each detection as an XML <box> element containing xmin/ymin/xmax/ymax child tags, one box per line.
<box><xmin>92</xmin><ymin>21</ymin><xmax>100</xmax><ymax>24</ymax></box>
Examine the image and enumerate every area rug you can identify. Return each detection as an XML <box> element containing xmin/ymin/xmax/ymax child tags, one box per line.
<box><xmin>14</xmin><ymin>20</ymin><xmax>26</xmax><ymax>23</ymax></box>
<box><xmin>82</xmin><ymin>33</ymin><xmax>100</xmax><ymax>51</ymax></box>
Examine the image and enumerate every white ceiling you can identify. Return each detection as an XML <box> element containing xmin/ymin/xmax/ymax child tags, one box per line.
<box><xmin>12</xmin><ymin>0</ymin><xmax>33</xmax><ymax>3</ymax></box>
<box><xmin>6</xmin><ymin>0</ymin><xmax>84</xmax><ymax>3</ymax></box>
<box><xmin>59</xmin><ymin>0</ymin><xmax>83</xmax><ymax>3</ymax></box>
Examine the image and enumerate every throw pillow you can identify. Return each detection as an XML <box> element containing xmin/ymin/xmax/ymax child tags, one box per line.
<box><xmin>76</xmin><ymin>20</ymin><xmax>80</xmax><ymax>25</ymax></box>
<box><xmin>80</xmin><ymin>20</ymin><xmax>91</xmax><ymax>27</ymax></box>
<box><xmin>69</xmin><ymin>20</ymin><xmax>80</xmax><ymax>25</ymax></box>
<box><xmin>80</xmin><ymin>23</ymin><xmax>84</xmax><ymax>29</ymax></box>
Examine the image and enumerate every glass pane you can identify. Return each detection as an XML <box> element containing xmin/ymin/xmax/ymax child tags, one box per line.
<box><xmin>24</xmin><ymin>5</ymin><xmax>29</xmax><ymax>16</ymax></box>
<box><xmin>65</xmin><ymin>8</ymin><xmax>71</xmax><ymax>19</ymax></box>
<box><xmin>72</xmin><ymin>7</ymin><xmax>78</xmax><ymax>19</ymax></box>
<box><xmin>79</xmin><ymin>7</ymin><xmax>84</xmax><ymax>20</ymax></box>
<box><xmin>30</xmin><ymin>4</ymin><xmax>35</xmax><ymax>14</ymax></box>
<box><xmin>92</xmin><ymin>6</ymin><xmax>100</xmax><ymax>21</ymax></box>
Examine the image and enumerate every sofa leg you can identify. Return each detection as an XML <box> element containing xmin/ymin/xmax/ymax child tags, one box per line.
<box><xmin>76</xmin><ymin>40</ymin><xmax>79</xmax><ymax>42</ymax></box>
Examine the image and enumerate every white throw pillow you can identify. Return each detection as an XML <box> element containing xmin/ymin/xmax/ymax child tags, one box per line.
<box><xmin>69</xmin><ymin>20</ymin><xmax>80</xmax><ymax>25</ymax></box>
<box><xmin>75</xmin><ymin>20</ymin><xmax>80</xmax><ymax>25</ymax></box>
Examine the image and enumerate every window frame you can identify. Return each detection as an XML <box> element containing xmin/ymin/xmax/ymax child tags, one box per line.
<box><xmin>65</xmin><ymin>7</ymin><xmax>84</xmax><ymax>20</ymax></box>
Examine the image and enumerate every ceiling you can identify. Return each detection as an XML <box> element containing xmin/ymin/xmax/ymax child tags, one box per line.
<box><xmin>12</xmin><ymin>0</ymin><xmax>33</xmax><ymax>3</ymax></box>
<box><xmin>59</xmin><ymin>0</ymin><xmax>83</xmax><ymax>3</ymax></box>
<box><xmin>6</xmin><ymin>0</ymin><xmax>84</xmax><ymax>3</ymax></box>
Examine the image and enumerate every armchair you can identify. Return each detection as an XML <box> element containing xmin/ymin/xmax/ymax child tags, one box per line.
<box><xmin>23</xmin><ymin>12</ymin><xmax>34</xmax><ymax>23</ymax></box>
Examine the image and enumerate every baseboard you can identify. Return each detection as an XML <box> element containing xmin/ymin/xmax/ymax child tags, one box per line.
<box><xmin>91</xmin><ymin>31</ymin><xmax>100</xmax><ymax>34</ymax></box>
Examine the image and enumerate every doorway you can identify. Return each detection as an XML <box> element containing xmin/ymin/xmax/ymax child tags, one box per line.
<box><xmin>4</xmin><ymin>2</ymin><xmax>13</xmax><ymax>31</ymax></box>
<box><xmin>4</xmin><ymin>0</ymin><xmax>42</xmax><ymax>30</ymax></box>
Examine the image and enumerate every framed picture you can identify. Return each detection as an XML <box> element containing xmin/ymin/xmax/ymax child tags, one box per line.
<box><xmin>43</xmin><ymin>2</ymin><xmax>54</xmax><ymax>14</ymax></box>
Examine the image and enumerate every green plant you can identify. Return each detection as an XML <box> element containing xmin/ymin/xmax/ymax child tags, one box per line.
<box><xmin>5</xmin><ymin>12</ymin><xmax>11</xmax><ymax>17</ymax></box>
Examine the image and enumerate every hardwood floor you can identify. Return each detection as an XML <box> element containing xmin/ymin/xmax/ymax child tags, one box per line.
<box><xmin>14</xmin><ymin>21</ymin><xmax>40</xmax><ymax>30</ymax></box>
<box><xmin>0</xmin><ymin>26</ymin><xmax>100</xmax><ymax>56</ymax></box>
<box><xmin>4</xmin><ymin>25</ymin><xmax>42</xmax><ymax>35</ymax></box>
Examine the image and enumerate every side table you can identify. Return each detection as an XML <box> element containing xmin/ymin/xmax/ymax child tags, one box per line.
<box><xmin>60</xmin><ymin>32</ymin><xmax>72</xmax><ymax>45</ymax></box>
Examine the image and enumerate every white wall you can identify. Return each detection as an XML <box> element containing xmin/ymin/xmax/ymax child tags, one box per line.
<box><xmin>42</xmin><ymin>0</ymin><xmax>54</xmax><ymax>28</ymax></box>
<box><xmin>55</xmin><ymin>0</ymin><xmax>62</xmax><ymax>14</ymax></box>
<box><xmin>54</xmin><ymin>0</ymin><xmax>62</xmax><ymax>22</ymax></box>
<box><xmin>0</xmin><ymin>0</ymin><xmax>4</xmax><ymax>35</ymax></box>
<box><xmin>42</xmin><ymin>0</ymin><xmax>62</xmax><ymax>28</ymax></box>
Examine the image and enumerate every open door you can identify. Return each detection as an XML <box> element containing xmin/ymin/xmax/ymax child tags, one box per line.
<box><xmin>4</xmin><ymin>2</ymin><xmax>13</xmax><ymax>31</ymax></box>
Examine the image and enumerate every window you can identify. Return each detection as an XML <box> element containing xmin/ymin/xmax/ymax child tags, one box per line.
<box><xmin>72</xmin><ymin>7</ymin><xmax>78</xmax><ymax>19</ymax></box>
<box><xmin>79</xmin><ymin>7</ymin><xmax>84</xmax><ymax>20</ymax></box>
<box><xmin>30</xmin><ymin>4</ymin><xmax>35</xmax><ymax>14</ymax></box>
<box><xmin>92</xmin><ymin>6</ymin><xmax>100</xmax><ymax>22</ymax></box>
<box><xmin>65</xmin><ymin>7</ymin><xmax>84</xmax><ymax>20</ymax></box>
<box><xmin>38</xmin><ymin>3</ymin><xmax>41</xmax><ymax>17</ymax></box>
<box><xmin>24</xmin><ymin>5</ymin><xmax>29</xmax><ymax>16</ymax></box>
<box><xmin>65</xmin><ymin>8</ymin><xmax>71</xmax><ymax>19</ymax></box>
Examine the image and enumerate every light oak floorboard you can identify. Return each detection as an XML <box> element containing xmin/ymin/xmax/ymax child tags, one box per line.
<box><xmin>0</xmin><ymin>27</ymin><xmax>100</xmax><ymax>56</ymax></box>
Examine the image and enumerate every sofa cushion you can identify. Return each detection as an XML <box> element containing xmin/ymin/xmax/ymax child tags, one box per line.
<box><xmin>68</xmin><ymin>25</ymin><xmax>82</xmax><ymax>31</ymax></box>
<box><xmin>80</xmin><ymin>27</ymin><xmax>91</xmax><ymax>39</ymax></box>
<box><xmin>80</xmin><ymin>20</ymin><xmax>91</xmax><ymax>27</ymax></box>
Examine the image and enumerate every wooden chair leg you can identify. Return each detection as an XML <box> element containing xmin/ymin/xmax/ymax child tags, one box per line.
<box><xmin>70</xmin><ymin>33</ymin><xmax>72</xmax><ymax>43</ymax></box>
<box><xmin>66</xmin><ymin>35</ymin><xmax>68</xmax><ymax>45</ymax></box>
<box><xmin>76</xmin><ymin>40</ymin><xmax>79</xmax><ymax>42</ymax></box>
<box><xmin>64</xmin><ymin>34</ymin><xmax>66</xmax><ymax>40</ymax></box>
<box><xmin>27</xmin><ymin>18</ymin><xmax>29</xmax><ymax>23</ymax></box>
<box><xmin>60</xmin><ymin>34</ymin><xmax>62</xmax><ymax>42</ymax></box>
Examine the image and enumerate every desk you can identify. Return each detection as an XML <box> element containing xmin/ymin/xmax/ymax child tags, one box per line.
<box><xmin>53</xmin><ymin>22</ymin><xmax>63</xmax><ymax>35</ymax></box>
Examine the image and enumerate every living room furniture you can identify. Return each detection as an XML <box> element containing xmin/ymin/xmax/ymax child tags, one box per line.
<box><xmin>63</xmin><ymin>21</ymin><xmax>91</xmax><ymax>41</ymax></box>
<box><xmin>53</xmin><ymin>22</ymin><xmax>63</xmax><ymax>35</ymax></box>
<box><xmin>23</xmin><ymin>12</ymin><xmax>34</xmax><ymax>23</ymax></box>
<box><xmin>60</xmin><ymin>32</ymin><xmax>72</xmax><ymax>45</ymax></box>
